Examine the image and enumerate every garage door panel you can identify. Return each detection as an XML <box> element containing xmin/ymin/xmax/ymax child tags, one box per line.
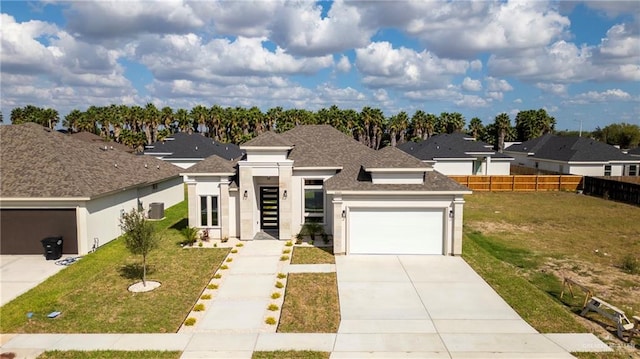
<box><xmin>1</xmin><ymin>209</ymin><xmax>78</xmax><ymax>254</ymax></box>
<box><xmin>349</xmin><ymin>208</ymin><xmax>444</xmax><ymax>255</ymax></box>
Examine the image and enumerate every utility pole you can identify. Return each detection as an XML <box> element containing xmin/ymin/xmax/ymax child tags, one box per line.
<box><xmin>574</xmin><ymin>119</ymin><xmax>583</xmax><ymax>137</ymax></box>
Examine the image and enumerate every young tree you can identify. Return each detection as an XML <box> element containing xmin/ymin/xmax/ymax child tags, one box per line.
<box><xmin>119</xmin><ymin>208</ymin><xmax>159</xmax><ymax>286</ymax></box>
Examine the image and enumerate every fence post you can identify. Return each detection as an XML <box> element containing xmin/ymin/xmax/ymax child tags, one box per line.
<box><xmin>512</xmin><ymin>175</ymin><xmax>515</xmax><ymax>191</ymax></box>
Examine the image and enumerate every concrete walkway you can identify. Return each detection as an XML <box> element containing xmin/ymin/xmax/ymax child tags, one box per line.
<box><xmin>0</xmin><ymin>255</ymin><xmax>72</xmax><ymax>306</ymax></box>
<box><xmin>1</xmin><ymin>246</ymin><xmax>615</xmax><ymax>358</ymax></box>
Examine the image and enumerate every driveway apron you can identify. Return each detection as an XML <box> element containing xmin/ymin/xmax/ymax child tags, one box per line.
<box><xmin>334</xmin><ymin>255</ymin><xmax>577</xmax><ymax>357</ymax></box>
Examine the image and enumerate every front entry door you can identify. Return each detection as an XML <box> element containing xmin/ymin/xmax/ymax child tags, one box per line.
<box><xmin>260</xmin><ymin>187</ymin><xmax>279</xmax><ymax>233</ymax></box>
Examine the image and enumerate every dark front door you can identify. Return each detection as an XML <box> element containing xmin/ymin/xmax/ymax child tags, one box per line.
<box><xmin>260</xmin><ymin>187</ymin><xmax>279</xmax><ymax>233</ymax></box>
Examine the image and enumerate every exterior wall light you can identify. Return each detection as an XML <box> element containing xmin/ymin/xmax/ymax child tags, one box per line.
<box><xmin>283</xmin><ymin>190</ymin><xmax>287</xmax><ymax>199</ymax></box>
<box><xmin>243</xmin><ymin>190</ymin><xmax>248</xmax><ymax>199</ymax></box>
<box><xmin>341</xmin><ymin>210</ymin><xmax>346</xmax><ymax>219</ymax></box>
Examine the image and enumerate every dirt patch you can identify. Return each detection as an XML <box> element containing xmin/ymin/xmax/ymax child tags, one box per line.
<box><xmin>469</xmin><ymin>220</ymin><xmax>535</xmax><ymax>234</ymax></box>
<box><xmin>537</xmin><ymin>258</ymin><xmax>639</xmax><ymax>355</ymax></box>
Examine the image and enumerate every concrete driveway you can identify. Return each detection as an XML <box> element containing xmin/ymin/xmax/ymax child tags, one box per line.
<box><xmin>334</xmin><ymin>255</ymin><xmax>576</xmax><ymax>357</ymax></box>
<box><xmin>0</xmin><ymin>255</ymin><xmax>72</xmax><ymax>306</ymax></box>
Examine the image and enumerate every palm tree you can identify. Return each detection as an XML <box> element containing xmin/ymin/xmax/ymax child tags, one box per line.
<box><xmin>175</xmin><ymin>108</ymin><xmax>190</xmax><ymax>133</ymax></box>
<box><xmin>468</xmin><ymin>117</ymin><xmax>484</xmax><ymax>139</ymax></box>
<box><xmin>63</xmin><ymin>109</ymin><xmax>83</xmax><ymax>132</ymax></box>
<box><xmin>494</xmin><ymin>113</ymin><xmax>511</xmax><ymax>153</ymax></box>
<box><xmin>161</xmin><ymin>106</ymin><xmax>175</xmax><ymax>133</ymax></box>
<box><xmin>190</xmin><ymin>105</ymin><xmax>208</xmax><ymax>135</ymax></box>
<box><xmin>388</xmin><ymin>111</ymin><xmax>409</xmax><ymax>147</ymax></box>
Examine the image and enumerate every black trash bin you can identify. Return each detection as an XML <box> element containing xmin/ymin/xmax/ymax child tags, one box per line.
<box><xmin>41</xmin><ymin>236</ymin><xmax>63</xmax><ymax>260</ymax></box>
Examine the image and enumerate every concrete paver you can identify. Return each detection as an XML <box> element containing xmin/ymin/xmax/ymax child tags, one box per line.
<box><xmin>254</xmin><ymin>333</ymin><xmax>336</xmax><ymax>351</ymax></box>
<box><xmin>338</xmin><ymin>319</ymin><xmax>436</xmax><ymax>333</ymax></box>
<box><xmin>199</xmin><ymin>298</ymin><xmax>270</xmax><ymax>331</ymax></box>
<box><xmin>184</xmin><ymin>333</ymin><xmax>258</xmax><ymax>351</ymax></box>
<box><xmin>0</xmin><ymin>255</ymin><xmax>71</xmax><ymax>306</ymax></box>
<box><xmin>433</xmin><ymin>319</ymin><xmax>537</xmax><ymax>333</ymax></box>
<box><xmin>110</xmin><ymin>333</ymin><xmax>192</xmax><ymax>351</ymax></box>
<box><xmin>337</xmin><ymin>282</ymin><xmax>429</xmax><ymax>320</ymax></box>
<box><xmin>441</xmin><ymin>333</ymin><xmax>568</xmax><ymax>353</ymax></box>
<box><xmin>331</xmin><ymin>352</ymin><xmax>450</xmax><ymax>358</ymax></box>
<box><xmin>49</xmin><ymin>334</ymin><xmax>123</xmax><ymax>350</ymax></box>
<box><xmin>333</xmin><ymin>333</ymin><xmax>448</xmax><ymax>352</ymax></box>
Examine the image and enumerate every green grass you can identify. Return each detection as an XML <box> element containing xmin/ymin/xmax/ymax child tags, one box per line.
<box><xmin>37</xmin><ymin>351</ymin><xmax>181</xmax><ymax>359</ymax></box>
<box><xmin>290</xmin><ymin>247</ymin><xmax>335</xmax><ymax>265</ymax></box>
<box><xmin>277</xmin><ymin>273</ymin><xmax>340</xmax><ymax>333</ymax></box>
<box><xmin>1</xmin><ymin>201</ymin><xmax>229</xmax><ymax>333</ymax></box>
<box><xmin>463</xmin><ymin>231</ymin><xmax>587</xmax><ymax>333</ymax></box>
<box><xmin>252</xmin><ymin>351</ymin><xmax>330</xmax><ymax>359</ymax></box>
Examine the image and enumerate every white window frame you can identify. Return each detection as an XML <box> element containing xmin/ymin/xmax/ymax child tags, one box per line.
<box><xmin>628</xmin><ymin>165</ymin><xmax>637</xmax><ymax>176</ymax></box>
<box><xmin>199</xmin><ymin>195</ymin><xmax>219</xmax><ymax>227</ymax></box>
<box><xmin>604</xmin><ymin>164</ymin><xmax>612</xmax><ymax>176</ymax></box>
<box><xmin>303</xmin><ymin>179</ymin><xmax>325</xmax><ymax>224</ymax></box>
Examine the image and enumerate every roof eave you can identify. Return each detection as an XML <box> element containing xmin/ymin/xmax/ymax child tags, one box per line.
<box><xmin>240</xmin><ymin>146</ymin><xmax>293</xmax><ymax>151</ymax></box>
<box><xmin>326</xmin><ymin>190</ymin><xmax>472</xmax><ymax>195</ymax></box>
<box><xmin>364</xmin><ymin>167</ymin><xmax>428</xmax><ymax>173</ymax></box>
<box><xmin>181</xmin><ymin>172</ymin><xmax>235</xmax><ymax>177</ymax></box>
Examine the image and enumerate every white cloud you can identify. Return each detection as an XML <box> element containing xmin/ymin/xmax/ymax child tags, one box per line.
<box><xmin>373</xmin><ymin>89</ymin><xmax>389</xmax><ymax>102</ymax></box>
<box><xmin>455</xmin><ymin>95</ymin><xmax>489</xmax><ymax>108</ymax></box>
<box><xmin>486</xmin><ymin>91</ymin><xmax>504</xmax><ymax>101</ymax></box>
<box><xmin>485</xmin><ymin>76</ymin><xmax>514</xmax><ymax>92</ymax></box>
<box><xmin>564</xmin><ymin>89</ymin><xmax>633</xmax><ymax>104</ymax></box>
<box><xmin>470</xmin><ymin>60</ymin><xmax>483</xmax><ymax>71</ymax></box>
<box><xmin>462</xmin><ymin>77</ymin><xmax>482</xmax><ymax>91</ymax></box>
<box><xmin>513</xmin><ymin>98</ymin><xmax>523</xmax><ymax>104</ymax></box>
<box><xmin>336</xmin><ymin>55</ymin><xmax>352</xmax><ymax>73</ymax></box>
<box><xmin>595</xmin><ymin>23</ymin><xmax>640</xmax><ymax>63</ymax></box>
<box><xmin>355</xmin><ymin>41</ymin><xmax>469</xmax><ymax>89</ymax></box>
<box><xmin>535</xmin><ymin>83</ymin><xmax>568</xmax><ymax>96</ymax></box>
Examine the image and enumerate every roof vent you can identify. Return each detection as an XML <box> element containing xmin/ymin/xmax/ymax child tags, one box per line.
<box><xmin>144</xmin><ymin>164</ymin><xmax>148</xmax><ymax>168</ymax></box>
<box><xmin>157</xmin><ymin>165</ymin><xmax>160</xmax><ymax>169</ymax></box>
<box><xmin>195</xmin><ymin>146</ymin><xmax>198</xmax><ymax>151</ymax></box>
<box><xmin>114</xmin><ymin>163</ymin><xmax>118</xmax><ymax>168</ymax></box>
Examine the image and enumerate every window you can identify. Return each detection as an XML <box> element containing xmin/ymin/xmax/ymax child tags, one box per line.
<box><xmin>629</xmin><ymin>165</ymin><xmax>637</xmax><ymax>176</ymax></box>
<box><xmin>304</xmin><ymin>179</ymin><xmax>324</xmax><ymax>223</ymax></box>
<box><xmin>199</xmin><ymin>196</ymin><xmax>219</xmax><ymax>227</ymax></box>
<box><xmin>604</xmin><ymin>165</ymin><xmax>612</xmax><ymax>176</ymax></box>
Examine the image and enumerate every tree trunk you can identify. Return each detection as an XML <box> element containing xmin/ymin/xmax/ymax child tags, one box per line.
<box><xmin>391</xmin><ymin>130</ymin><xmax>397</xmax><ymax>147</ymax></box>
<box><xmin>142</xmin><ymin>254</ymin><xmax>147</xmax><ymax>287</ymax></box>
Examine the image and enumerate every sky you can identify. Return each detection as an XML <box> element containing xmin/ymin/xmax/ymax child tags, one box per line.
<box><xmin>1</xmin><ymin>1</ymin><xmax>639</xmax><ymax>132</ymax></box>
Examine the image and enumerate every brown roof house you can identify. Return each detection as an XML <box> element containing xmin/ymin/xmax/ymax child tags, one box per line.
<box><xmin>182</xmin><ymin>125</ymin><xmax>471</xmax><ymax>255</ymax></box>
<box><xmin>0</xmin><ymin>123</ymin><xmax>183</xmax><ymax>255</ymax></box>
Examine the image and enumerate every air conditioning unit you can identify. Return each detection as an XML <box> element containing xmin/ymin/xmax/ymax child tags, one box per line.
<box><xmin>149</xmin><ymin>202</ymin><xmax>165</xmax><ymax>220</ymax></box>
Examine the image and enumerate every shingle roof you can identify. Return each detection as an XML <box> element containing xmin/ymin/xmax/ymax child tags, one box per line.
<box><xmin>398</xmin><ymin>133</ymin><xmax>513</xmax><ymax>160</ymax></box>
<box><xmin>242</xmin><ymin>131</ymin><xmax>293</xmax><ymax>147</ymax></box>
<box><xmin>0</xmin><ymin>123</ymin><xmax>181</xmax><ymax>198</ymax></box>
<box><xmin>71</xmin><ymin>131</ymin><xmax>133</xmax><ymax>153</ymax></box>
<box><xmin>362</xmin><ymin>146</ymin><xmax>428</xmax><ymax>169</ymax></box>
<box><xmin>626</xmin><ymin>147</ymin><xmax>640</xmax><ymax>156</ymax></box>
<box><xmin>182</xmin><ymin>155</ymin><xmax>237</xmax><ymax>174</ymax></box>
<box><xmin>145</xmin><ymin>132</ymin><xmax>243</xmax><ymax>160</ymax></box>
<box><xmin>506</xmin><ymin>134</ymin><xmax>634</xmax><ymax>162</ymax></box>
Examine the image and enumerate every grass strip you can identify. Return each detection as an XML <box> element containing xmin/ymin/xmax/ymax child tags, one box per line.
<box><xmin>463</xmin><ymin>231</ymin><xmax>587</xmax><ymax>333</ymax></box>
<box><xmin>277</xmin><ymin>273</ymin><xmax>340</xmax><ymax>333</ymax></box>
<box><xmin>290</xmin><ymin>247</ymin><xmax>335</xmax><ymax>265</ymax></box>
<box><xmin>252</xmin><ymin>351</ymin><xmax>330</xmax><ymax>359</ymax></box>
<box><xmin>37</xmin><ymin>351</ymin><xmax>181</xmax><ymax>359</ymax></box>
<box><xmin>1</xmin><ymin>201</ymin><xmax>229</xmax><ymax>333</ymax></box>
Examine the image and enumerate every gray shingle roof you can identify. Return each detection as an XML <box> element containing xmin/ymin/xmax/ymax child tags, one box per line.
<box><xmin>628</xmin><ymin>147</ymin><xmax>640</xmax><ymax>156</ymax></box>
<box><xmin>0</xmin><ymin>123</ymin><xmax>181</xmax><ymax>198</ymax></box>
<box><xmin>398</xmin><ymin>133</ymin><xmax>513</xmax><ymax>160</ymax></box>
<box><xmin>182</xmin><ymin>155</ymin><xmax>237</xmax><ymax>174</ymax></box>
<box><xmin>242</xmin><ymin>131</ymin><xmax>293</xmax><ymax>147</ymax></box>
<box><xmin>363</xmin><ymin>146</ymin><xmax>428</xmax><ymax>169</ymax></box>
<box><xmin>71</xmin><ymin>131</ymin><xmax>133</xmax><ymax>153</ymax></box>
<box><xmin>145</xmin><ymin>132</ymin><xmax>243</xmax><ymax>160</ymax></box>
<box><xmin>506</xmin><ymin>134</ymin><xmax>634</xmax><ymax>162</ymax></box>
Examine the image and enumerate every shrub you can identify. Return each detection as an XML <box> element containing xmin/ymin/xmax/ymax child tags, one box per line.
<box><xmin>221</xmin><ymin>236</ymin><xmax>229</xmax><ymax>243</ymax></box>
<box><xmin>302</xmin><ymin>223</ymin><xmax>324</xmax><ymax>243</ymax></box>
<box><xmin>294</xmin><ymin>232</ymin><xmax>304</xmax><ymax>245</ymax></box>
<box><xmin>226</xmin><ymin>257</ymin><xmax>233</xmax><ymax>262</ymax></box>
<box><xmin>200</xmin><ymin>294</ymin><xmax>212</xmax><ymax>300</ymax></box>
<box><xmin>275</xmin><ymin>281</ymin><xmax>284</xmax><ymax>289</ymax></box>
<box><xmin>277</xmin><ymin>273</ymin><xmax>287</xmax><ymax>279</ymax></box>
<box><xmin>213</xmin><ymin>243</ymin><xmax>217</xmax><ymax>248</ymax></box>
<box><xmin>220</xmin><ymin>265</ymin><xmax>229</xmax><ymax>270</ymax></box>
<box><xmin>213</xmin><ymin>273</ymin><xmax>222</xmax><ymax>279</ymax></box>
<box><xmin>184</xmin><ymin>317</ymin><xmax>196</xmax><ymax>326</ymax></box>
<box><xmin>280</xmin><ymin>255</ymin><xmax>289</xmax><ymax>261</ymax></box>
<box><xmin>198</xmin><ymin>242</ymin><xmax>203</xmax><ymax>247</ymax></box>
<box><xmin>285</xmin><ymin>241</ymin><xmax>293</xmax><ymax>247</ymax></box>
<box><xmin>621</xmin><ymin>255</ymin><xmax>640</xmax><ymax>274</ymax></box>
<box><xmin>231</xmin><ymin>249</ymin><xmax>238</xmax><ymax>253</ymax></box>
<box><xmin>265</xmin><ymin>317</ymin><xmax>277</xmax><ymax>325</ymax></box>
<box><xmin>282</xmin><ymin>249</ymin><xmax>291</xmax><ymax>254</ymax></box>
<box><xmin>236</xmin><ymin>243</ymin><xmax>244</xmax><ymax>247</ymax></box>
<box><xmin>180</xmin><ymin>226</ymin><xmax>199</xmax><ymax>246</ymax></box>
<box><xmin>268</xmin><ymin>304</ymin><xmax>279</xmax><ymax>311</ymax></box>
<box><xmin>207</xmin><ymin>284</ymin><xmax>218</xmax><ymax>290</ymax></box>
<box><xmin>193</xmin><ymin>303</ymin><xmax>205</xmax><ymax>312</ymax></box>
<box><xmin>271</xmin><ymin>292</ymin><xmax>281</xmax><ymax>299</ymax></box>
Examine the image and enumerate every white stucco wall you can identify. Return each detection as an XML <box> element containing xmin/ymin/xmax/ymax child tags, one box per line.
<box><xmin>488</xmin><ymin>161</ymin><xmax>512</xmax><ymax>175</ymax></box>
<box><xmin>85</xmin><ymin>188</ymin><xmax>139</xmax><ymax>254</ymax></box>
<box><xmin>433</xmin><ymin>160</ymin><xmax>473</xmax><ymax>175</ymax></box>
<box><xmin>370</xmin><ymin>172</ymin><xmax>424</xmax><ymax>184</ymax></box>
<box><xmin>138</xmin><ymin>176</ymin><xmax>184</xmax><ymax>211</ymax></box>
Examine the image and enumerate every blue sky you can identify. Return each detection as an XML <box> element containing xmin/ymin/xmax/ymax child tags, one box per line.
<box><xmin>1</xmin><ymin>1</ymin><xmax>638</xmax><ymax>132</ymax></box>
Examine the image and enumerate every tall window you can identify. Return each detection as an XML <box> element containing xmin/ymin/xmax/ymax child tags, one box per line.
<box><xmin>629</xmin><ymin>165</ymin><xmax>638</xmax><ymax>176</ymax></box>
<box><xmin>304</xmin><ymin>179</ymin><xmax>324</xmax><ymax>223</ymax></box>
<box><xmin>200</xmin><ymin>196</ymin><xmax>219</xmax><ymax>227</ymax></box>
<box><xmin>604</xmin><ymin>165</ymin><xmax>612</xmax><ymax>176</ymax></box>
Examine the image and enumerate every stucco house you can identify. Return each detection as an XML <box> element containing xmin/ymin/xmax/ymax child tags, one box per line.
<box><xmin>144</xmin><ymin>132</ymin><xmax>243</xmax><ymax>169</ymax></box>
<box><xmin>504</xmin><ymin>134</ymin><xmax>638</xmax><ymax>176</ymax></box>
<box><xmin>181</xmin><ymin>125</ymin><xmax>471</xmax><ymax>255</ymax></box>
<box><xmin>0</xmin><ymin>123</ymin><xmax>184</xmax><ymax>255</ymax></box>
<box><xmin>398</xmin><ymin>133</ymin><xmax>513</xmax><ymax>175</ymax></box>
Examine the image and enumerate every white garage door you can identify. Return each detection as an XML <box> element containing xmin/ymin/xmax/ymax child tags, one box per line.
<box><xmin>348</xmin><ymin>208</ymin><xmax>444</xmax><ymax>255</ymax></box>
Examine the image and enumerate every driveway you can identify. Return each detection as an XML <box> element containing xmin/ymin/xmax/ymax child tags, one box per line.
<box><xmin>0</xmin><ymin>255</ymin><xmax>71</xmax><ymax>306</ymax></box>
<box><xmin>334</xmin><ymin>255</ymin><xmax>576</xmax><ymax>357</ymax></box>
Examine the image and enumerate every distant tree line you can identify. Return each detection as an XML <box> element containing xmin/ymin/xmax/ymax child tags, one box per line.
<box><xmin>7</xmin><ymin>103</ymin><xmax>637</xmax><ymax>151</ymax></box>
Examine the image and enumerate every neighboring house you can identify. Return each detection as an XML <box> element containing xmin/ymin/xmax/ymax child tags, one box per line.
<box><xmin>144</xmin><ymin>132</ymin><xmax>243</xmax><ymax>168</ymax></box>
<box><xmin>0</xmin><ymin>123</ymin><xmax>184</xmax><ymax>255</ymax></box>
<box><xmin>504</xmin><ymin>134</ymin><xmax>639</xmax><ymax>176</ymax></box>
<box><xmin>182</xmin><ymin>125</ymin><xmax>471</xmax><ymax>256</ymax></box>
<box><xmin>398</xmin><ymin>133</ymin><xmax>513</xmax><ymax>175</ymax></box>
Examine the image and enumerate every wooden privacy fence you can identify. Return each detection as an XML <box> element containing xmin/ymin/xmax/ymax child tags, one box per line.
<box><xmin>449</xmin><ymin>175</ymin><xmax>583</xmax><ymax>192</ymax></box>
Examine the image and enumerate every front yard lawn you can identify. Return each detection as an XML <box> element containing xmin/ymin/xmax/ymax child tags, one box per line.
<box><xmin>277</xmin><ymin>273</ymin><xmax>340</xmax><ymax>333</ymax></box>
<box><xmin>290</xmin><ymin>246</ymin><xmax>335</xmax><ymax>264</ymax></box>
<box><xmin>0</xmin><ymin>201</ymin><xmax>229</xmax><ymax>333</ymax></box>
